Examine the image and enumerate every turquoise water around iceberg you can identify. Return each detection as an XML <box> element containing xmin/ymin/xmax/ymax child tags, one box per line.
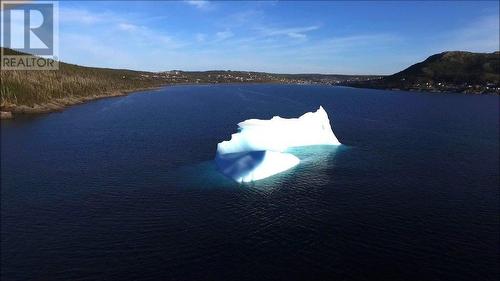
<box><xmin>177</xmin><ymin>145</ymin><xmax>344</xmax><ymax>191</ymax></box>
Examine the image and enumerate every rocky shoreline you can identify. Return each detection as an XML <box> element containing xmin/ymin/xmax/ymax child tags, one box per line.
<box><xmin>0</xmin><ymin>86</ymin><xmax>163</xmax><ymax>119</ymax></box>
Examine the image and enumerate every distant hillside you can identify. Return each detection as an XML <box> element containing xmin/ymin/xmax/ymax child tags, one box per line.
<box><xmin>349</xmin><ymin>51</ymin><xmax>500</xmax><ymax>94</ymax></box>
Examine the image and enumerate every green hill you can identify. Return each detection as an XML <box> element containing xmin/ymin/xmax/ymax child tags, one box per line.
<box><xmin>349</xmin><ymin>51</ymin><xmax>500</xmax><ymax>94</ymax></box>
<box><xmin>1</xmin><ymin>48</ymin><xmax>166</xmax><ymax>113</ymax></box>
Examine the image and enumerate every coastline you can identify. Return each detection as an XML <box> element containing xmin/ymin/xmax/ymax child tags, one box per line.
<box><xmin>2</xmin><ymin>82</ymin><xmax>498</xmax><ymax>120</ymax></box>
<box><xmin>0</xmin><ymin>86</ymin><xmax>165</xmax><ymax>119</ymax></box>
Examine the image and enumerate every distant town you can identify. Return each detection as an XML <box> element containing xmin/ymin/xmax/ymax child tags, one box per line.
<box><xmin>349</xmin><ymin>78</ymin><xmax>500</xmax><ymax>94</ymax></box>
<box><xmin>138</xmin><ymin>70</ymin><xmax>382</xmax><ymax>86</ymax></box>
<box><xmin>137</xmin><ymin>69</ymin><xmax>500</xmax><ymax>94</ymax></box>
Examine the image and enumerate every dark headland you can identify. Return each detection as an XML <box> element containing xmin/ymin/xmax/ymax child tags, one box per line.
<box><xmin>347</xmin><ymin>51</ymin><xmax>500</xmax><ymax>94</ymax></box>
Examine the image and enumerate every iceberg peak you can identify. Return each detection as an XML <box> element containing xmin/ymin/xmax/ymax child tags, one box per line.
<box><xmin>215</xmin><ymin>106</ymin><xmax>341</xmax><ymax>183</ymax></box>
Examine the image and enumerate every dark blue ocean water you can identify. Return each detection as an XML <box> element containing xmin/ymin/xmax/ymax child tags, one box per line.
<box><xmin>1</xmin><ymin>84</ymin><xmax>499</xmax><ymax>281</ymax></box>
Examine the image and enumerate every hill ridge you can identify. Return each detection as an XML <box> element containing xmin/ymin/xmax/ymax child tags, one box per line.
<box><xmin>349</xmin><ymin>51</ymin><xmax>500</xmax><ymax>94</ymax></box>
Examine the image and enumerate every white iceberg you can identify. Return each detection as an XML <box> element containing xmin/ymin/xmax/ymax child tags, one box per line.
<box><xmin>215</xmin><ymin>106</ymin><xmax>341</xmax><ymax>183</ymax></box>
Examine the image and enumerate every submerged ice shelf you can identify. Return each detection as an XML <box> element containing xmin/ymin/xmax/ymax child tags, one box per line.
<box><xmin>215</xmin><ymin>106</ymin><xmax>341</xmax><ymax>183</ymax></box>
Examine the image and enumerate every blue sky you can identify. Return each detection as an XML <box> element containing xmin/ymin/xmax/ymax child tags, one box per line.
<box><xmin>23</xmin><ymin>1</ymin><xmax>500</xmax><ymax>74</ymax></box>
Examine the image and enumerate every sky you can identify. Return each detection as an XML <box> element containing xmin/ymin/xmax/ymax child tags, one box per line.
<box><xmin>4</xmin><ymin>1</ymin><xmax>500</xmax><ymax>74</ymax></box>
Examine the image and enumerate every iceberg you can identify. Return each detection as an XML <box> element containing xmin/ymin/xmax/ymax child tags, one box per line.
<box><xmin>215</xmin><ymin>106</ymin><xmax>341</xmax><ymax>183</ymax></box>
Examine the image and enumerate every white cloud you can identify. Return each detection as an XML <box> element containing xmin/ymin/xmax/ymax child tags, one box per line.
<box><xmin>215</xmin><ymin>30</ymin><xmax>234</xmax><ymax>41</ymax></box>
<box><xmin>444</xmin><ymin>15</ymin><xmax>499</xmax><ymax>52</ymax></box>
<box><xmin>225</xmin><ymin>9</ymin><xmax>264</xmax><ymax>26</ymax></box>
<box><xmin>117</xmin><ymin>23</ymin><xmax>183</xmax><ymax>48</ymax></box>
<box><xmin>118</xmin><ymin>22</ymin><xmax>139</xmax><ymax>32</ymax></box>
<box><xmin>59</xmin><ymin>7</ymin><xmax>112</xmax><ymax>24</ymax></box>
<box><xmin>60</xmin><ymin>7</ymin><xmax>185</xmax><ymax>50</ymax></box>
<box><xmin>287</xmin><ymin>32</ymin><xmax>306</xmax><ymax>40</ymax></box>
<box><xmin>185</xmin><ymin>0</ymin><xmax>210</xmax><ymax>10</ymax></box>
<box><xmin>59</xmin><ymin>33</ymin><xmax>133</xmax><ymax>67</ymax></box>
<box><xmin>195</xmin><ymin>33</ymin><xmax>207</xmax><ymax>42</ymax></box>
<box><xmin>55</xmin><ymin>6</ymin><xmax>189</xmax><ymax>71</ymax></box>
<box><xmin>257</xmin><ymin>25</ymin><xmax>320</xmax><ymax>40</ymax></box>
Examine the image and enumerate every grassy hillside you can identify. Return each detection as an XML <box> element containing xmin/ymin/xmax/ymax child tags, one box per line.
<box><xmin>389</xmin><ymin>51</ymin><xmax>500</xmax><ymax>84</ymax></box>
<box><xmin>1</xmin><ymin>48</ymin><xmax>165</xmax><ymax>110</ymax></box>
<box><xmin>348</xmin><ymin>51</ymin><xmax>500</xmax><ymax>94</ymax></box>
